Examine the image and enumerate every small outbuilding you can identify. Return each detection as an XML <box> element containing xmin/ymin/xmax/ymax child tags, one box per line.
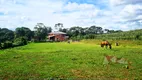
<box><xmin>48</xmin><ymin>31</ymin><xmax>68</xmax><ymax>41</ymax></box>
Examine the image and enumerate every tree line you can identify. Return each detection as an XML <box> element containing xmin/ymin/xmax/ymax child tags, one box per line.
<box><xmin>59</xmin><ymin>25</ymin><xmax>123</xmax><ymax>40</ymax></box>
<box><xmin>93</xmin><ymin>29</ymin><xmax>142</xmax><ymax>40</ymax></box>
<box><xmin>0</xmin><ymin>23</ymin><xmax>52</xmax><ymax>49</ymax></box>
<box><xmin>1</xmin><ymin>22</ymin><xmax>141</xmax><ymax>49</ymax></box>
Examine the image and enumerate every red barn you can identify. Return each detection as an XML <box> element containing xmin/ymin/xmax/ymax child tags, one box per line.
<box><xmin>48</xmin><ymin>32</ymin><xmax>68</xmax><ymax>41</ymax></box>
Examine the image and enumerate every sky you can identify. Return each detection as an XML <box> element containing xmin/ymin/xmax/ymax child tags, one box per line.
<box><xmin>0</xmin><ymin>0</ymin><xmax>142</xmax><ymax>31</ymax></box>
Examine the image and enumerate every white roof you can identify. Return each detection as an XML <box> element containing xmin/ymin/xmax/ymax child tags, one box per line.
<box><xmin>49</xmin><ymin>31</ymin><xmax>66</xmax><ymax>34</ymax></box>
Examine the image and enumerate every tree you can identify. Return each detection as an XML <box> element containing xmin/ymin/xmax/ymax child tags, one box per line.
<box><xmin>96</xmin><ymin>27</ymin><xmax>103</xmax><ymax>34</ymax></box>
<box><xmin>68</xmin><ymin>26</ymin><xmax>82</xmax><ymax>36</ymax></box>
<box><xmin>0</xmin><ymin>28</ymin><xmax>14</xmax><ymax>48</ymax></box>
<box><xmin>55</xmin><ymin>23</ymin><xmax>63</xmax><ymax>31</ymax></box>
<box><xmin>34</xmin><ymin>23</ymin><xmax>52</xmax><ymax>41</ymax></box>
<box><xmin>0</xmin><ymin>28</ymin><xmax>14</xmax><ymax>43</ymax></box>
<box><xmin>88</xmin><ymin>25</ymin><xmax>103</xmax><ymax>34</ymax></box>
<box><xmin>104</xmin><ymin>29</ymin><xmax>109</xmax><ymax>33</ymax></box>
<box><xmin>88</xmin><ymin>25</ymin><xmax>97</xmax><ymax>34</ymax></box>
<box><xmin>15</xmin><ymin>27</ymin><xmax>33</xmax><ymax>41</ymax></box>
<box><xmin>66</xmin><ymin>26</ymin><xmax>86</xmax><ymax>40</ymax></box>
<box><xmin>59</xmin><ymin>28</ymin><xmax>68</xmax><ymax>33</ymax></box>
<box><xmin>115</xmin><ymin>30</ymin><xmax>123</xmax><ymax>33</ymax></box>
<box><xmin>83</xmin><ymin>27</ymin><xmax>89</xmax><ymax>35</ymax></box>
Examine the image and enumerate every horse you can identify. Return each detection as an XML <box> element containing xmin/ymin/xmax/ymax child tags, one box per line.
<box><xmin>101</xmin><ymin>41</ymin><xmax>112</xmax><ymax>49</ymax></box>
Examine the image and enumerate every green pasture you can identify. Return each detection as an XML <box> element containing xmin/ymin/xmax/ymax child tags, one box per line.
<box><xmin>0</xmin><ymin>40</ymin><xmax>142</xmax><ymax>79</ymax></box>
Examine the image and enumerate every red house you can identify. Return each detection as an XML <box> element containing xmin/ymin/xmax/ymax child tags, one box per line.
<box><xmin>48</xmin><ymin>32</ymin><xmax>68</xmax><ymax>41</ymax></box>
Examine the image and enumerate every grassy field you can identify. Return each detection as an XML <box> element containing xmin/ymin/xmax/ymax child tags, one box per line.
<box><xmin>0</xmin><ymin>40</ymin><xmax>142</xmax><ymax>79</ymax></box>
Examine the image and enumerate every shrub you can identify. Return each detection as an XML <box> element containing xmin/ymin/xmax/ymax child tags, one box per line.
<box><xmin>1</xmin><ymin>41</ymin><xmax>13</xmax><ymax>49</ymax></box>
<box><xmin>13</xmin><ymin>37</ymin><xmax>27</xmax><ymax>47</ymax></box>
<box><xmin>0</xmin><ymin>43</ymin><xmax>1</xmax><ymax>49</ymax></box>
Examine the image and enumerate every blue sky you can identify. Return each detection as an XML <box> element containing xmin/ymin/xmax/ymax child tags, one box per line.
<box><xmin>0</xmin><ymin>0</ymin><xmax>142</xmax><ymax>31</ymax></box>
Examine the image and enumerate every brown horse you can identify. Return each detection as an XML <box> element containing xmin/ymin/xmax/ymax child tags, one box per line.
<box><xmin>101</xmin><ymin>41</ymin><xmax>112</xmax><ymax>49</ymax></box>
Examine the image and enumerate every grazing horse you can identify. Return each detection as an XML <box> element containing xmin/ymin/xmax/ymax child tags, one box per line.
<box><xmin>101</xmin><ymin>41</ymin><xmax>112</xmax><ymax>49</ymax></box>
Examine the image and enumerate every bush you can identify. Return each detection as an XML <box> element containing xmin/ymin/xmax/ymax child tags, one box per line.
<box><xmin>0</xmin><ymin>43</ymin><xmax>1</xmax><ymax>48</ymax></box>
<box><xmin>13</xmin><ymin>37</ymin><xmax>27</xmax><ymax>47</ymax></box>
<box><xmin>1</xmin><ymin>41</ymin><xmax>13</xmax><ymax>49</ymax></box>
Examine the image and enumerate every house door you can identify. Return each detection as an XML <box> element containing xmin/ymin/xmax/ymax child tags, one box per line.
<box><xmin>49</xmin><ymin>36</ymin><xmax>55</xmax><ymax>41</ymax></box>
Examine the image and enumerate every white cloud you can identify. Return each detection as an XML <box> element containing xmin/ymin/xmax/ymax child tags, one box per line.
<box><xmin>64</xmin><ymin>2</ymin><xmax>95</xmax><ymax>11</ymax></box>
<box><xmin>109</xmin><ymin>0</ymin><xmax>125</xmax><ymax>6</ymax></box>
<box><xmin>109</xmin><ymin>0</ymin><xmax>142</xmax><ymax>6</ymax></box>
<box><xmin>0</xmin><ymin>0</ymin><xmax>101</xmax><ymax>30</ymax></box>
<box><xmin>0</xmin><ymin>0</ymin><xmax>142</xmax><ymax>31</ymax></box>
<box><xmin>106</xmin><ymin>0</ymin><xmax>142</xmax><ymax>30</ymax></box>
<box><xmin>120</xmin><ymin>4</ymin><xmax>142</xmax><ymax>17</ymax></box>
